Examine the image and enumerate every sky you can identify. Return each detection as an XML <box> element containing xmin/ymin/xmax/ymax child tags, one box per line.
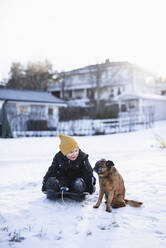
<box><xmin>1</xmin><ymin>0</ymin><xmax>166</xmax><ymax>80</ymax></box>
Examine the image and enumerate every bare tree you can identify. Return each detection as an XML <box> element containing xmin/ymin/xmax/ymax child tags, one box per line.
<box><xmin>25</xmin><ymin>60</ymin><xmax>54</xmax><ymax>91</ymax></box>
<box><xmin>7</xmin><ymin>62</ymin><xmax>24</xmax><ymax>89</ymax></box>
<box><xmin>87</xmin><ymin>60</ymin><xmax>123</xmax><ymax>117</ymax></box>
<box><xmin>6</xmin><ymin>60</ymin><xmax>56</xmax><ymax>91</ymax></box>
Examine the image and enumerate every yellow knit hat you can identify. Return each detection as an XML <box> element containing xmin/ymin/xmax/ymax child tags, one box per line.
<box><xmin>59</xmin><ymin>133</ymin><xmax>79</xmax><ymax>155</ymax></box>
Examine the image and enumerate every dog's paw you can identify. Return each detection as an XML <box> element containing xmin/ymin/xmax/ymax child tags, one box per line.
<box><xmin>106</xmin><ymin>207</ymin><xmax>112</xmax><ymax>212</ymax></box>
<box><xmin>93</xmin><ymin>204</ymin><xmax>99</xmax><ymax>208</ymax></box>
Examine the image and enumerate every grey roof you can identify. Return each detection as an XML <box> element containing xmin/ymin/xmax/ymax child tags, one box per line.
<box><xmin>0</xmin><ymin>88</ymin><xmax>66</xmax><ymax>105</ymax></box>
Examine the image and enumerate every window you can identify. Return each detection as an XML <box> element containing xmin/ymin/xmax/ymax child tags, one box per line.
<box><xmin>48</xmin><ymin>108</ymin><xmax>53</xmax><ymax>116</ymax></box>
<box><xmin>75</xmin><ymin>89</ymin><xmax>83</xmax><ymax>99</ymax></box>
<box><xmin>161</xmin><ymin>90</ymin><xmax>166</xmax><ymax>95</ymax></box>
<box><xmin>110</xmin><ymin>88</ymin><xmax>114</xmax><ymax>97</ymax></box>
<box><xmin>31</xmin><ymin>105</ymin><xmax>45</xmax><ymax>117</ymax></box>
<box><xmin>117</xmin><ymin>87</ymin><xmax>121</xmax><ymax>95</ymax></box>
<box><xmin>6</xmin><ymin>102</ymin><xmax>17</xmax><ymax>115</ymax></box>
<box><xmin>64</xmin><ymin>91</ymin><xmax>72</xmax><ymax>99</ymax></box>
<box><xmin>19</xmin><ymin>105</ymin><xmax>28</xmax><ymax>113</ymax></box>
<box><xmin>121</xmin><ymin>104</ymin><xmax>127</xmax><ymax>112</ymax></box>
<box><xmin>87</xmin><ymin>89</ymin><xmax>94</xmax><ymax>99</ymax></box>
<box><xmin>129</xmin><ymin>100</ymin><xmax>136</xmax><ymax>109</ymax></box>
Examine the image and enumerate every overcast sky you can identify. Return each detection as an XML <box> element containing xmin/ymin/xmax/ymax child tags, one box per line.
<box><xmin>0</xmin><ymin>0</ymin><xmax>166</xmax><ymax>80</ymax></box>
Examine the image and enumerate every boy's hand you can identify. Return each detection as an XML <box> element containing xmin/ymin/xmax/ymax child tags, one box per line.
<box><xmin>60</xmin><ymin>186</ymin><xmax>69</xmax><ymax>192</ymax></box>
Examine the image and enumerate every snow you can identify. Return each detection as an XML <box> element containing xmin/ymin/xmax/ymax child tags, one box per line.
<box><xmin>0</xmin><ymin>121</ymin><xmax>166</xmax><ymax>248</ymax></box>
<box><xmin>115</xmin><ymin>92</ymin><xmax>166</xmax><ymax>101</ymax></box>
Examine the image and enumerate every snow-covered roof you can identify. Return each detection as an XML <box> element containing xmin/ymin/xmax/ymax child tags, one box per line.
<box><xmin>114</xmin><ymin>92</ymin><xmax>166</xmax><ymax>101</ymax></box>
<box><xmin>0</xmin><ymin>88</ymin><xmax>67</xmax><ymax>105</ymax></box>
<box><xmin>62</xmin><ymin>61</ymin><xmax>130</xmax><ymax>76</ymax></box>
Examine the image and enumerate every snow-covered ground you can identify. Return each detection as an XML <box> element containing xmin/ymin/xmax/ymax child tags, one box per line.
<box><xmin>0</xmin><ymin>121</ymin><xmax>166</xmax><ymax>248</ymax></box>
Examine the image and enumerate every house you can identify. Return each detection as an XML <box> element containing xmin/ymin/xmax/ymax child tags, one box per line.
<box><xmin>48</xmin><ymin>60</ymin><xmax>156</xmax><ymax>107</ymax></box>
<box><xmin>114</xmin><ymin>92</ymin><xmax>166</xmax><ymax>121</ymax></box>
<box><xmin>48</xmin><ymin>60</ymin><xmax>166</xmax><ymax>121</ymax></box>
<box><xmin>0</xmin><ymin>88</ymin><xmax>67</xmax><ymax>137</ymax></box>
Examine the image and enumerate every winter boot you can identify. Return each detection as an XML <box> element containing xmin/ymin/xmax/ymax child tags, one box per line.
<box><xmin>71</xmin><ymin>178</ymin><xmax>86</xmax><ymax>193</ymax></box>
<box><xmin>45</xmin><ymin>177</ymin><xmax>60</xmax><ymax>192</ymax></box>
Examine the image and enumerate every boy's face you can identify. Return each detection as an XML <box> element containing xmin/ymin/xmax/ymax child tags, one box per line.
<box><xmin>66</xmin><ymin>148</ymin><xmax>79</xmax><ymax>161</ymax></box>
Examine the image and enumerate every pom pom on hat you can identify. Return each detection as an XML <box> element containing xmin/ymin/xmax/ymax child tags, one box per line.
<box><xmin>59</xmin><ymin>133</ymin><xmax>79</xmax><ymax>156</ymax></box>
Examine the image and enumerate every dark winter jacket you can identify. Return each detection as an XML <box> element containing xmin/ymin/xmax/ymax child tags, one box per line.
<box><xmin>42</xmin><ymin>149</ymin><xmax>96</xmax><ymax>194</ymax></box>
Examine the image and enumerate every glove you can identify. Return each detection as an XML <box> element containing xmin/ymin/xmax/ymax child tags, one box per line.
<box><xmin>60</xmin><ymin>186</ymin><xmax>69</xmax><ymax>192</ymax></box>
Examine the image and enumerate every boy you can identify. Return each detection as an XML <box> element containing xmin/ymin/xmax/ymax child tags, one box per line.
<box><xmin>42</xmin><ymin>134</ymin><xmax>96</xmax><ymax>194</ymax></box>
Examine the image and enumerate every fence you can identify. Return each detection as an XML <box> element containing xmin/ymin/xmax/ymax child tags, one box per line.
<box><xmin>57</xmin><ymin>113</ymin><xmax>152</xmax><ymax>136</ymax></box>
<box><xmin>10</xmin><ymin>111</ymin><xmax>153</xmax><ymax>137</ymax></box>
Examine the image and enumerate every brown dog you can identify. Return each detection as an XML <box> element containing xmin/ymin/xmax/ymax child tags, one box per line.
<box><xmin>93</xmin><ymin>159</ymin><xmax>143</xmax><ymax>212</ymax></box>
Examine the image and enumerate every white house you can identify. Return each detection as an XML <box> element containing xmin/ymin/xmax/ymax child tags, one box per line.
<box><xmin>47</xmin><ymin>60</ymin><xmax>166</xmax><ymax>121</ymax></box>
<box><xmin>0</xmin><ymin>88</ymin><xmax>66</xmax><ymax>137</ymax></box>
<box><xmin>48</xmin><ymin>60</ymin><xmax>156</xmax><ymax>107</ymax></box>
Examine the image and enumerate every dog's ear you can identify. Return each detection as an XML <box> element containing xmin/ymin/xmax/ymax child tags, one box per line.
<box><xmin>106</xmin><ymin>160</ymin><xmax>114</xmax><ymax>168</ymax></box>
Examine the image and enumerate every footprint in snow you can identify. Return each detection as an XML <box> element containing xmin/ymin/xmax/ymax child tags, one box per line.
<box><xmin>98</xmin><ymin>221</ymin><xmax>119</xmax><ymax>230</ymax></box>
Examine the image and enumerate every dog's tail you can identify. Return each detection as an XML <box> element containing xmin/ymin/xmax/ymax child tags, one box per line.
<box><xmin>125</xmin><ymin>199</ymin><xmax>143</xmax><ymax>207</ymax></box>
